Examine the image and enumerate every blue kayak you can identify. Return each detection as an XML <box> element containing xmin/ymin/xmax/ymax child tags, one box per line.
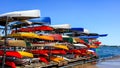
<box><xmin>10</xmin><ymin>17</ymin><xmax>51</xmax><ymax>28</ymax></box>
<box><xmin>79</xmin><ymin>36</ymin><xmax>99</xmax><ymax>39</ymax></box>
<box><xmin>29</xmin><ymin>17</ymin><xmax>51</xmax><ymax>25</ymax></box>
<box><xmin>99</xmin><ymin>34</ymin><xmax>108</xmax><ymax>37</ymax></box>
<box><xmin>71</xmin><ymin>28</ymin><xmax>84</xmax><ymax>32</ymax></box>
<box><xmin>79</xmin><ymin>34</ymin><xmax>108</xmax><ymax>39</ymax></box>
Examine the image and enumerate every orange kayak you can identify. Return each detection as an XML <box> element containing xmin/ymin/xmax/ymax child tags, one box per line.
<box><xmin>50</xmin><ymin>56</ymin><xmax>64</xmax><ymax>63</ymax></box>
<box><xmin>39</xmin><ymin>35</ymin><xmax>54</xmax><ymax>41</ymax></box>
<box><xmin>89</xmin><ymin>45</ymin><xmax>99</xmax><ymax>48</ymax></box>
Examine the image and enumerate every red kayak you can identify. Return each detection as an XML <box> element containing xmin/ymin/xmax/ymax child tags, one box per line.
<box><xmin>94</xmin><ymin>41</ymin><xmax>101</xmax><ymax>45</ymax></box>
<box><xmin>30</xmin><ymin>50</ymin><xmax>48</xmax><ymax>56</ymax></box>
<box><xmin>39</xmin><ymin>57</ymin><xmax>49</xmax><ymax>64</ymax></box>
<box><xmin>0</xmin><ymin>50</ymin><xmax>22</xmax><ymax>58</ymax></box>
<box><xmin>68</xmin><ymin>49</ymin><xmax>81</xmax><ymax>54</ymax></box>
<box><xmin>18</xmin><ymin>26</ymin><xmax>53</xmax><ymax>32</ymax></box>
<box><xmin>79</xmin><ymin>49</ymin><xmax>88</xmax><ymax>56</ymax></box>
<box><xmin>31</xmin><ymin>49</ymin><xmax>66</xmax><ymax>55</ymax></box>
<box><xmin>49</xmin><ymin>34</ymin><xmax>63</xmax><ymax>41</ymax></box>
<box><xmin>51</xmin><ymin>50</ymin><xmax>66</xmax><ymax>55</ymax></box>
<box><xmin>0</xmin><ymin>61</ymin><xmax>16</xmax><ymax>68</ymax></box>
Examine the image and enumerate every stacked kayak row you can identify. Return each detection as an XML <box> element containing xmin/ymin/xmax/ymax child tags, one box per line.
<box><xmin>0</xmin><ymin>10</ymin><xmax>107</xmax><ymax>68</ymax></box>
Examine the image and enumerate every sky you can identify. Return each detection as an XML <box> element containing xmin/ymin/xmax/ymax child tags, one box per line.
<box><xmin>0</xmin><ymin>0</ymin><xmax>120</xmax><ymax>45</ymax></box>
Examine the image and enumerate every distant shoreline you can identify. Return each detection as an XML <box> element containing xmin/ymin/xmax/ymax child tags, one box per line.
<box><xmin>100</xmin><ymin>45</ymin><xmax>120</xmax><ymax>47</ymax></box>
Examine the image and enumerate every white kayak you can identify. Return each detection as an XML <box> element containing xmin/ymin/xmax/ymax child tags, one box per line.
<box><xmin>0</xmin><ymin>10</ymin><xmax>40</xmax><ymax>26</ymax></box>
<box><xmin>83</xmin><ymin>29</ymin><xmax>89</xmax><ymax>33</ymax></box>
<box><xmin>0</xmin><ymin>10</ymin><xmax>40</xmax><ymax>18</ymax></box>
<box><xmin>73</xmin><ymin>43</ymin><xmax>87</xmax><ymax>47</ymax></box>
<box><xmin>51</xmin><ymin>24</ymin><xmax>71</xmax><ymax>29</ymax></box>
<box><xmin>57</xmin><ymin>56</ymin><xmax>71</xmax><ymax>62</ymax></box>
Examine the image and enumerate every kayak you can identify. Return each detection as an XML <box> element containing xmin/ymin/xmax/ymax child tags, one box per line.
<box><xmin>0</xmin><ymin>10</ymin><xmax>40</xmax><ymax>26</ymax></box>
<box><xmin>9</xmin><ymin>32</ymin><xmax>40</xmax><ymax>39</ymax></box>
<box><xmin>89</xmin><ymin>45</ymin><xmax>99</xmax><ymax>48</ymax></box>
<box><xmin>79</xmin><ymin>36</ymin><xmax>99</xmax><ymax>39</ymax></box>
<box><xmin>71</xmin><ymin>28</ymin><xmax>84</xmax><ymax>32</ymax></box>
<box><xmin>29</xmin><ymin>17</ymin><xmax>51</xmax><ymax>24</ymax></box>
<box><xmin>63</xmin><ymin>37</ymin><xmax>73</xmax><ymax>43</ymax></box>
<box><xmin>68</xmin><ymin>49</ymin><xmax>81</xmax><ymax>54</ymax></box>
<box><xmin>50</xmin><ymin>56</ymin><xmax>64</xmax><ymax>63</ymax></box>
<box><xmin>39</xmin><ymin>57</ymin><xmax>49</xmax><ymax>64</ymax></box>
<box><xmin>57</xmin><ymin>56</ymin><xmax>71</xmax><ymax>61</ymax></box>
<box><xmin>30</xmin><ymin>50</ymin><xmax>48</xmax><ymax>56</ymax></box>
<box><xmin>93</xmin><ymin>41</ymin><xmax>101</xmax><ymax>45</ymax></box>
<box><xmin>73</xmin><ymin>44</ymin><xmax>87</xmax><ymax>47</ymax></box>
<box><xmin>0</xmin><ymin>50</ymin><xmax>22</xmax><ymax>58</ymax></box>
<box><xmin>79</xmin><ymin>49</ymin><xmax>88</xmax><ymax>56</ymax></box>
<box><xmin>31</xmin><ymin>49</ymin><xmax>66</xmax><ymax>55</ymax></box>
<box><xmin>39</xmin><ymin>35</ymin><xmax>54</xmax><ymax>41</ymax></box>
<box><xmin>32</xmin><ymin>43</ymin><xmax>45</xmax><ymax>46</ymax></box>
<box><xmin>0</xmin><ymin>40</ymin><xmax>27</xmax><ymax>47</ymax></box>
<box><xmin>99</xmin><ymin>34</ymin><xmax>108</xmax><ymax>37</ymax></box>
<box><xmin>18</xmin><ymin>26</ymin><xmax>53</xmax><ymax>32</ymax></box>
<box><xmin>18</xmin><ymin>51</ymin><xmax>33</xmax><ymax>58</ymax></box>
<box><xmin>51</xmin><ymin>24</ymin><xmax>71</xmax><ymax>29</ymax></box>
<box><xmin>49</xmin><ymin>34</ymin><xmax>63</xmax><ymax>41</ymax></box>
<box><xmin>87</xmin><ymin>50</ymin><xmax>97</xmax><ymax>56</ymax></box>
<box><xmin>0</xmin><ymin>61</ymin><xmax>16</xmax><ymax>68</ymax></box>
<box><xmin>79</xmin><ymin>34</ymin><xmax>108</xmax><ymax>39</ymax></box>
<box><xmin>54</xmin><ymin>44</ymin><xmax>69</xmax><ymax>50</ymax></box>
<box><xmin>32</xmin><ymin>43</ymin><xmax>55</xmax><ymax>47</ymax></box>
<box><xmin>51</xmin><ymin>50</ymin><xmax>66</xmax><ymax>55</ymax></box>
<box><xmin>83</xmin><ymin>29</ymin><xmax>89</xmax><ymax>33</ymax></box>
<box><xmin>73</xmin><ymin>37</ymin><xmax>85</xmax><ymax>44</ymax></box>
<box><xmin>10</xmin><ymin>17</ymin><xmax>51</xmax><ymax>29</ymax></box>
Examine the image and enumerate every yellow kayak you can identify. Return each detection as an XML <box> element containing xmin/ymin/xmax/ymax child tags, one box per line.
<box><xmin>9</xmin><ymin>32</ymin><xmax>39</xmax><ymax>39</ymax></box>
<box><xmin>54</xmin><ymin>44</ymin><xmax>69</xmax><ymax>50</ymax></box>
<box><xmin>18</xmin><ymin>51</ymin><xmax>33</xmax><ymax>58</ymax></box>
<box><xmin>39</xmin><ymin>35</ymin><xmax>54</xmax><ymax>41</ymax></box>
<box><xmin>50</xmin><ymin>56</ymin><xmax>64</xmax><ymax>63</ymax></box>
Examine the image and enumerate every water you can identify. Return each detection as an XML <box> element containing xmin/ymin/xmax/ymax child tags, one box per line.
<box><xmin>96</xmin><ymin>46</ymin><xmax>120</xmax><ymax>59</ymax></box>
<box><xmin>95</xmin><ymin>46</ymin><xmax>120</xmax><ymax>68</ymax></box>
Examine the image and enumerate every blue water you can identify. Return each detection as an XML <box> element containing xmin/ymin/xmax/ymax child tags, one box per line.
<box><xmin>96</xmin><ymin>46</ymin><xmax>120</xmax><ymax>59</ymax></box>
